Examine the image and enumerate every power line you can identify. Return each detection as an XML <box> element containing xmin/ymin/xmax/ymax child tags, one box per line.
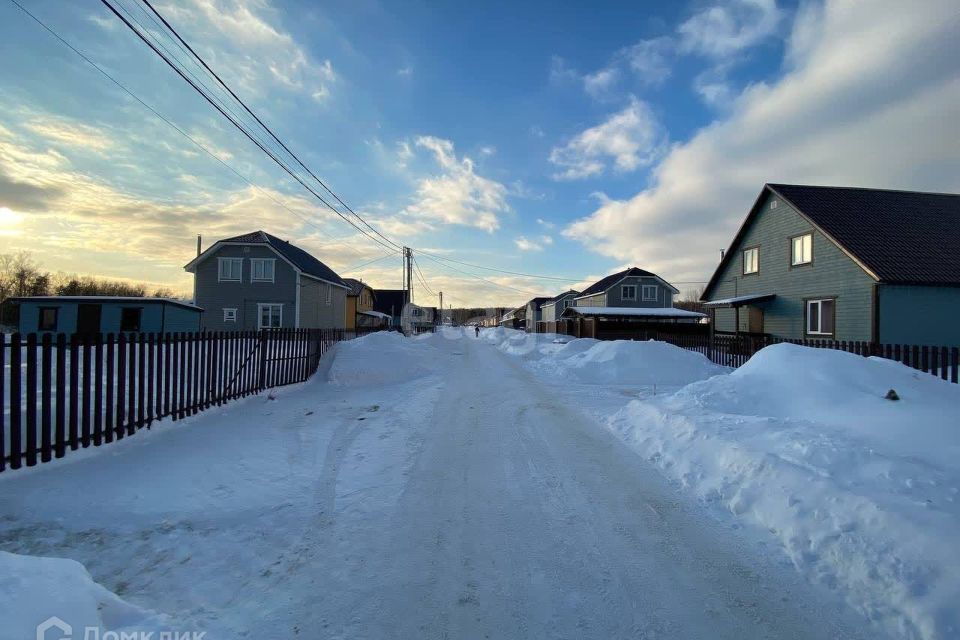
<box><xmin>5</xmin><ymin>0</ymin><xmax>376</xmax><ymax>259</ymax></box>
<box><xmin>411</xmin><ymin>255</ymin><xmax>435</xmax><ymax>297</ymax></box>
<box><xmin>135</xmin><ymin>0</ymin><xmax>401</xmax><ymax>251</ymax></box>
<box><xmin>342</xmin><ymin>252</ymin><xmax>400</xmax><ymax>273</ymax></box>
<box><xmin>98</xmin><ymin>0</ymin><xmax>399</xmax><ymax>254</ymax></box>
<box><xmin>419</xmin><ymin>253</ymin><xmax>539</xmax><ymax>296</ymax></box>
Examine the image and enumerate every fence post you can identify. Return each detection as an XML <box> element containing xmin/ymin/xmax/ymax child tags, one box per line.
<box><xmin>257</xmin><ymin>330</ymin><xmax>268</xmax><ymax>391</ymax></box>
<box><xmin>25</xmin><ymin>333</ymin><xmax>37</xmax><ymax>466</ymax></box>
<box><xmin>40</xmin><ymin>333</ymin><xmax>52</xmax><ymax>463</ymax></box>
<box><xmin>0</xmin><ymin>334</ymin><xmax>5</xmax><ymax>471</ymax></box>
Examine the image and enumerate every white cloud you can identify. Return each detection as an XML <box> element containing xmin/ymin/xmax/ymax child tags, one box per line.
<box><xmin>549</xmin><ymin>56</ymin><xmax>579</xmax><ymax>85</ymax></box>
<box><xmin>678</xmin><ymin>0</ymin><xmax>783</xmax><ymax>58</ymax></box>
<box><xmin>397</xmin><ymin>66</ymin><xmax>413</xmax><ymax>76</ymax></box>
<box><xmin>401</xmin><ymin>136</ymin><xmax>509</xmax><ymax>232</ymax></box>
<box><xmin>151</xmin><ymin>0</ymin><xmax>336</xmax><ymax>102</ymax></box>
<box><xmin>540</xmin><ymin>235</ymin><xmax>554</xmax><ymax>245</ymax></box>
<box><xmin>536</xmin><ymin>218</ymin><xmax>555</xmax><ymax>229</ymax></box>
<box><xmin>583</xmin><ymin>67</ymin><xmax>620</xmax><ymax>99</ymax></box>
<box><xmin>514</xmin><ymin>236</ymin><xmax>543</xmax><ymax>251</ymax></box>
<box><xmin>564</xmin><ymin>0</ymin><xmax>960</xmax><ymax>284</ymax></box>
<box><xmin>549</xmin><ymin>97</ymin><xmax>666</xmax><ymax>180</ymax></box>
<box><xmin>620</xmin><ymin>37</ymin><xmax>674</xmax><ymax>85</ymax></box>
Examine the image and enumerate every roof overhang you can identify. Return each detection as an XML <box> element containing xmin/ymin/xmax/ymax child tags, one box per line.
<box><xmin>574</xmin><ymin>273</ymin><xmax>680</xmax><ymax>300</ymax></box>
<box><xmin>561</xmin><ymin>306</ymin><xmax>706</xmax><ymax>320</ymax></box>
<box><xmin>703</xmin><ymin>293</ymin><xmax>776</xmax><ymax>308</ymax></box>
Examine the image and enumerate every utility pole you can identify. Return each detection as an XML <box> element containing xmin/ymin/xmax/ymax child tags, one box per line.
<box><xmin>405</xmin><ymin>247</ymin><xmax>413</xmax><ymax>305</ymax></box>
<box><xmin>439</xmin><ymin>291</ymin><xmax>443</xmax><ymax>320</ymax></box>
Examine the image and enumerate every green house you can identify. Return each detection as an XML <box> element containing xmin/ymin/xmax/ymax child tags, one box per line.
<box><xmin>701</xmin><ymin>184</ymin><xmax>960</xmax><ymax>346</ymax></box>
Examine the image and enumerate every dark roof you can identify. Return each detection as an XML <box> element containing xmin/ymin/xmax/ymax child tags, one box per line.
<box><xmin>577</xmin><ymin>267</ymin><xmax>657</xmax><ymax>297</ymax></box>
<box><xmin>372</xmin><ymin>289</ymin><xmax>405</xmax><ymax>316</ymax></box>
<box><xmin>217</xmin><ymin>231</ymin><xmax>347</xmax><ymax>287</ymax></box>
<box><xmin>768</xmin><ymin>184</ymin><xmax>960</xmax><ymax>285</ymax></box>
<box><xmin>525</xmin><ymin>296</ymin><xmax>551</xmax><ymax>308</ymax></box>
<box><xmin>703</xmin><ymin>184</ymin><xmax>960</xmax><ymax>298</ymax></box>
<box><xmin>10</xmin><ymin>296</ymin><xmax>201</xmax><ymax>311</ymax></box>
<box><xmin>342</xmin><ymin>278</ymin><xmax>372</xmax><ymax>297</ymax></box>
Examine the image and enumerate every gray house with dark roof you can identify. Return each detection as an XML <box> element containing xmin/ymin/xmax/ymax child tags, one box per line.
<box><xmin>538</xmin><ymin>290</ymin><xmax>579</xmax><ymax>332</ymax></box>
<box><xmin>523</xmin><ymin>296</ymin><xmax>551</xmax><ymax>333</ymax></box>
<box><xmin>701</xmin><ymin>184</ymin><xmax>960</xmax><ymax>346</ymax></box>
<box><xmin>185</xmin><ymin>230</ymin><xmax>348</xmax><ymax>331</ymax></box>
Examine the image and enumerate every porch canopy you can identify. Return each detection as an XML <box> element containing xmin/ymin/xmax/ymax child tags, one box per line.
<box><xmin>703</xmin><ymin>293</ymin><xmax>776</xmax><ymax>308</ymax></box>
<box><xmin>561</xmin><ymin>306</ymin><xmax>707</xmax><ymax>321</ymax></box>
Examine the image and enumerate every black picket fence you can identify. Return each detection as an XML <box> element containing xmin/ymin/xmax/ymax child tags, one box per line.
<box><xmin>0</xmin><ymin>327</ymin><xmax>386</xmax><ymax>472</ymax></box>
<box><xmin>645</xmin><ymin>330</ymin><xmax>960</xmax><ymax>383</ymax></box>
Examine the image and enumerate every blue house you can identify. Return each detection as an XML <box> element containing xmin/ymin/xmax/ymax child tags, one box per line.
<box><xmin>12</xmin><ymin>296</ymin><xmax>203</xmax><ymax>335</ymax></box>
<box><xmin>701</xmin><ymin>184</ymin><xmax>960</xmax><ymax>346</ymax></box>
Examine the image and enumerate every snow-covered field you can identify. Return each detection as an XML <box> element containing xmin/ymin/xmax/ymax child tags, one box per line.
<box><xmin>1</xmin><ymin>327</ymin><xmax>957</xmax><ymax>639</ymax></box>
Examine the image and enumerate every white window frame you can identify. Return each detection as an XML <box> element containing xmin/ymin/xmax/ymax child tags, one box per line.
<box><xmin>218</xmin><ymin>257</ymin><xmax>243</xmax><ymax>282</ymax></box>
<box><xmin>642</xmin><ymin>285</ymin><xmax>658</xmax><ymax>301</ymax></box>
<box><xmin>791</xmin><ymin>233</ymin><xmax>813</xmax><ymax>266</ymax></box>
<box><xmin>250</xmin><ymin>258</ymin><xmax>275</xmax><ymax>283</ymax></box>
<box><xmin>743</xmin><ymin>247</ymin><xmax>759</xmax><ymax>274</ymax></box>
<box><xmin>257</xmin><ymin>303</ymin><xmax>283</xmax><ymax>329</ymax></box>
<box><xmin>806</xmin><ymin>298</ymin><xmax>835</xmax><ymax>336</ymax></box>
<box><xmin>621</xmin><ymin>284</ymin><xmax>637</xmax><ymax>301</ymax></box>
<box><xmin>325</xmin><ymin>285</ymin><xmax>332</xmax><ymax>305</ymax></box>
<box><xmin>223</xmin><ymin>308</ymin><xmax>237</xmax><ymax>322</ymax></box>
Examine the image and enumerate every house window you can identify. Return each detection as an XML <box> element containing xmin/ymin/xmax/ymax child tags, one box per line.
<box><xmin>621</xmin><ymin>285</ymin><xmax>637</xmax><ymax>300</ymax></box>
<box><xmin>223</xmin><ymin>308</ymin><xmax>237</xmax><ymax>322</ymax></box>
<box><xmin>791</xmin><ymin>233</ymin><xmax>813</xmax><ymax>266</ymax></box>
<box><xmin>325</xmin><ymin>285</ymin><xmax>332</xmax><ymax>305</ymax></box>
<box><xmin>806</xmin><ymin>299</ymin><xmax>835</xmax><ymax>336</ymax></box>
<box><xmin>38</xmin><ymin>307</ymin><xmax>58</xmax><ymax>331</ymax></box>
<box><xmin>250</xmin><ymin>258</ymin><xmax>275</xmax><ymax>282</ymax></box>
<box><xmin>258</xmin><ymin>303</ymin><xmax>282</xmax><ymax>329</ymax></box>
<box><xmin>218</xmin><ymin>257</ymin><xmax>242</xmax><ymax>282</ymax></box>
<box><xmin>642</xmin><ymin>285</ymin><xmax>658</xmax><ymax>301</ymax></box>
<box><xmin>120</xmin><ymin>308</ymin><xmax>142</xmax><ymax>332</ymax></box>
<box><xmin>743</xmin><ymin>247</ymin><xmax>759</xmax><ymax>274</ymax></box>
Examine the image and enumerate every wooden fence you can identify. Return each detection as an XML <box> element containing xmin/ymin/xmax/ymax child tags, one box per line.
<box><xmin>647</xmin><ymin>330</ymin><xmax>960</xmax><ymax>383</ymax></box>
<box><xmin>0</xmin><ymin>327</ymin><xmax>385</xmax><ymax>472</ymax></box>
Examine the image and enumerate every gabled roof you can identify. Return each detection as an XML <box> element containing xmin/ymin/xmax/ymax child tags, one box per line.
<box><xmin>540</xmin><ymin>290</ymin><xmax>580</xmax><ymax>308</ymax></box>
<box><xmin>372</xmin><ymin>289</ymin><xmax>405</xmax><ymax>316</ymax></box>
<box><xmin>702</xmin><ymin>184</ymin><xmax>960</xmax><ymax>299</ymax></box>
<box><xmin>185</xmin><ymin>230</ymin><xmax>347</xmax><ymax>288</ymax></box>
<box><xmin>576</xmin><ymin>267</ymin><xmax>678</xmax><ymax>299</ymax></box>
<box><xmin>343</xmin><ymin>278</ymin><xmax>374</xmax><ymax>297</ymax></box>
<box><xmin>525</xmin><ymin>296</ymin><xmax>551</xmax><ymax>308</ymax></box>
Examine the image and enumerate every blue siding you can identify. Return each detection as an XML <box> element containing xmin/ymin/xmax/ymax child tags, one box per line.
<box><xmin>17</xmin><ymin>299</ymin><xmax>201</xmax><ymax>334</ymax></box>
<box><xmin>879</xmin><ymin>285</ymin><xmax>960</xmax><ymax>346</ymax></box>
<box><xmin>707</xmin><ymin>191</ymin><xmax>876</xmax><ymax>340</ymax></box>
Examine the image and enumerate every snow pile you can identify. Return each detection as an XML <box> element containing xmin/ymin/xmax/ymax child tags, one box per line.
<box><xmin>328</xmin><ymin>331</ymin><xmax>438</xmax><ymax>387</ymax></box>
<box><xmin>548</xmin><ymin>339</ymin><xmax>728</xmax><ymax>386</ymax></box>
<box><xmin>0</xmin><ymin>551</ymin><xmax>169</xmax><ymax>639</ymax></box>
<box><xmin>605</xmin><ymin>343</ymin><xmax>960</xmax><ymax>639</ymax></box>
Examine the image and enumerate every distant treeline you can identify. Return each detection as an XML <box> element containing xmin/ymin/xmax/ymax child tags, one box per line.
<box><xmin>0</xmin><ymin>252</ymin><xmax>184</xmax><ymax>326</ymax></box>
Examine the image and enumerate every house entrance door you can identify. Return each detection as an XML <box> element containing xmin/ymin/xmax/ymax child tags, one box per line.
<box><xmin>747</xmin><ymin>306</ymin><xmax>764</xmax><ymax>334</ymax></box>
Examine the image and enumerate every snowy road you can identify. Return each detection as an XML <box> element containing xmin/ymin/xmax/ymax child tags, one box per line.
<box><xmin>1</xmin><ymin>329</ymin><xmax>873</xmax><ymax>639</ymax></box>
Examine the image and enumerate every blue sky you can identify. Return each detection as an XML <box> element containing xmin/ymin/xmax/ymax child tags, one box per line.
<box><xmin>0</xmin><ymin>0</ymin><xmax>957</xmax><ymax>307</ymax></box>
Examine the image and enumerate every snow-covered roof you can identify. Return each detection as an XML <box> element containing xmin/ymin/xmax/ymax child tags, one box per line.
<box><xmin>359</xmin><ymin>310</ymin><xmax>391</xmax><ymax>319</ymax></box>
<box><xmin>563</xmin><ymin>306</ymin><xmax>706</xmax><ymax>318</ymax></box>
<box><xmin>703</xmin><ymin>293</ymin><xmax>776</xmax><ymax>307</ymax></box>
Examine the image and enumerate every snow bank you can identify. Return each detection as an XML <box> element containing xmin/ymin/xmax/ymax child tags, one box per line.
<box><xmin>550</xmin><ymin>339</ymin><xmax>728</xmax><ymax>386</ymax></box>
<box><xmin>328</xmin><ymin>331</ymin><xmax>438</xmax><ymax>387</ymax></box>
<box><xmin>605</xmin><ymin>343</ymin><xmax>960</xmax><ymax>639</ymax></box>
<box><xmin>0</xmin><ymin>551</ymin><xmax>168</xmax><ymax>639</ymax></box>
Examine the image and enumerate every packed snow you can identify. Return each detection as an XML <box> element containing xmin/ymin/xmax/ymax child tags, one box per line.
<box><xmin>1</xmin><ymin>326</ymin><xmax>957</xmax><ymax>639</ymax></box>
<box><xmin>0</xmin><ymin>551</ymin><xmax>170</xmax><ymax>639</ymax></box>
<box><xmin>486</xmin><ymin>329</ymin><xmax>960</xmax><ymax>639</ymax></box>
